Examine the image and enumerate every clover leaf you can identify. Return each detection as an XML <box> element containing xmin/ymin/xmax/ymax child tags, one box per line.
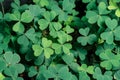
<box><xmin>86</xmin><ymin>2</ymin><xmax>110</xmax><ymax>26</ymax></box>
<box><xmin>29</xmin><ymin>5</ymin><xmax>45</xmax><ymax>17</ymax></box>
<box><xmin>62</xmin><ymin>54</ymin><xmax>81</xmax><ymax>72</ymax></box>
<box><xmin>77</xmin><ymin>27</ymin><xmax>97</xmax><ymax>46</ymax></box>
<box><xmin>62</xmin><ymin>0</ymin><xmax>75</xmax><ymax>12</ymax></box>
<box><xmin>12</xmin><ymin>22</ymin><xmax>25</xmax><ymax>33</ymax></box>
<box><xmin>0</xmin><ymin>73</ymin><xmax>5</xmax><ymax>80</ymax></box>
<box><xmin>79</xmin><ymin>71</ymin><xmax>90</xmax><ymax>80</ymax></box>
<box><xmin>100</xmin><ymin>18</ymin><xmax>120</xmax><ymax>44</ymax></box>
<box><xmin>32</xmin><ymin>38</ymin><xmax>54</xmax><ymax>58</ymax></box>
<box><xmin>114</xmin><ymin>70</ymin><xmax>120</xmax><ymax>80</ymax></box>
<box><xmin>99</xmin><ymin>49</ymin><xmax>120</xmax><ymax>70</ymax></box>
<box><xmin>93</xmin><ymin>67</ymin><xmax>113</xmax><ymax>80</ymax></box>
<box><xmin>21</xmin><ymin>10</ymin><xmax>34</xmax><ymax>23</ymax></box>
<box><xmin>4</xmin><ymin>51</ymin><xmax>20</xmax><ymax>65</ymax></box>
<box><xmin>108</xmin><ymin>0</ymin><xmax>120</xmax><ymax>17</ymax></box>
<box><xmin>52</xmin><ymin>43</ymin><xmax>72</xmax><ymax>54</ymax></box>
<box><xmin>1</xmin><ymin>51</ymin><xmax>25</xmax><ymax>79</ymax></box>
<box><xmin>28</xmin><ymin>66</ymin><xmax>38</xmax><ymax>77</ymax></box>
<box><xmin>63</xmin><ymin>25</ymin><xmax>74</xmax><ymax>34</ymax></box>
<box><xmin>57</xmin><ymin>31</ymin><xmax>73</xmax><ymax>44</ymax></box>
<box><xmin>95</xmin><ymin>43</ymin><xmax>115</xmax><ymax>55</ymax></box>
<box><xmin>38</xmin><ymin>11</ymin><xmax>57</xmax><ymax>30</ymax></box>
<box><xmin>25</xmin><ymin>28</ymin><xmax>42</xmax><ymax>43</ymax></box>
<box><xmin>7</xmin><ymin>10</ymin><xmax>34</xmax><ymax>33</ymax></box>
<box><xmin>78</xmin><ymin>64</ymin><xmax>94</xmax><ymax>74</ymax></box>
<box><xmin>17</xmin><ymin>35</ymin><xmax>29</xmax><ymax>46</ymax></box>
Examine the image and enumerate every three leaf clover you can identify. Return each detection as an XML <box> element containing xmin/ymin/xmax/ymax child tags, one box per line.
<box><xmin>93</xmin><ymin>67</ymin><xmax>113</xmax><ymax>80</ymax></box>
<box><xmin>100</xmin><ymin>18</ymin><xmax>120</xmax><ymax>44</ymax></box>
<box><xmin>86</xmin><ymin>2</ymin><xmax>110</xmax><ymax>26</ymax></box>
<box><xmin>77</xmin><ymin>27</ymin><xmax>97</xmax><ymax>46</ymax></box>
<box><xmin>99</xmin><ymin>49</ymin><xmax>120</xmax><ymax>70</ymax></box>
<box><xmin>7</xmin><ymin>10</ymin><xmax>34</xmax><ymax>33</ymax></box>
<box><xmin>32</xmin><ymin>38</ymin><xmax>54</xmax><ymax>58</ymax></box>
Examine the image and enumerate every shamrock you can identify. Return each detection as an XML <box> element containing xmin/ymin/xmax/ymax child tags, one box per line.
<box><xmin>32</xmin><ymin>38</ymin><xmax>54</xmax><ymax>58</ymax></box>
<box><xmin>100</xmin><ymin>18</ymin><xmax>120</xmax><ymax>44</ymax></box>
<box><xmin>77</xmin><ymin>27</ymin><xmax>97</xmax><ymax>46</ymax></box>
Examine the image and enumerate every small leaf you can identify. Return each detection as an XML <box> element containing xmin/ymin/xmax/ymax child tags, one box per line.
<box><xmin>40</xmin><ymin>0</ymin><xmax>49</xmax><ymax>7</ymax></box>
<box><xmin>105</xmin><ymin>18</ymin><xmax>117</xmax><ymax>30</ymax></box>
<box><xmin>4</xmin><ymin>51</ymin><xmax>20</xmax><ymax>65</ymax></box>
<box><xmin>38</xmin><ymin>19</ymin><xmax>49</xmax><ymax>30</ymax></box>
<box><xmin>44</xmin><ymin>48</ymin><xmax>54</xmax><ymax>58</ymax></box>
<box><xmin>79</xmin><ymin>27</ymin><xmax>90</xmax><ymax>36</ymax></box>
<box><xmin>63</xmin><ymin>43</ymin><xmax>72</xmax><ymax>54</ymax></box>
<box><xmin>63</xmin><ymin>25</ymin><xmax>74</xmax><ymax>34</ymax></box>
<box><xmin>101</xmin><ymin>32</ymin><xmax>114</xmax><ymax>44</ymax></box>
<box><xmin>21</xmin><ymin>10</ymin><xmax>34</xmax><ymax>23</ymax></box>
<box><xmin>32</xmin><ymin>44</ymin><xmax>43</xmax><ymax>56</ymax></box>
<box><xmin>12</xmin><ymin>22</ymin><xmax>25</xmax><ymax>33</ymax></box>
<box><xmin>42</xmin><ymin>38</ymin><xmax>52</xmax><ymax>48</ymax></box>
<box><xmin>52</xmin><ymin>43</ymin><xmax>62</xmax><ymax>54</ymax></box>
<box><xmin>115</xmin><ymin>9</ymin><xmax>120</xmax><ymax>17</ymax></box>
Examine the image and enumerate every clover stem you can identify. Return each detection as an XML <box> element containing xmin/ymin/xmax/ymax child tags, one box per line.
<box><xmin>0</xmin><ymin>2</ymin><xmax>4</xmax><ymax>14</ymax></box>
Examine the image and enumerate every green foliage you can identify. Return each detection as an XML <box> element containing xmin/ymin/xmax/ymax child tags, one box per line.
<box><xmin>1</xmin><ymin>0</ymin><xmax>120</xmax><ymax>79</ymax></box>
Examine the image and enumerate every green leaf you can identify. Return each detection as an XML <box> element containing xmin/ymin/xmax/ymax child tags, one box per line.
<box><xmin>17</xmin><ymin>35</ymin><xmax>29</xmax><ymax>46</ymax></box>
<box><xmin>77</xmin><ymin>48</ymin><xmax>87</xmax><ymax>60</ymax></box>
<box><xmin>93</xmin><ymin>67</ymin><xmax>113</xmax><ymax>80</ymax></box>
<box><xmin>42</xmin><ymin>38</ymin><xmax>52</xmax><ymax>48</ymax></box>
<box><xmin>0</xmin><ymin>0</ymin><xmax>4</xmax><ymax>2</ymax></box>
<box><xmin>38</xmin><ymin>19</ymin><xmax>49</xmax><ymax>30</ymax></box>
<box><xmin>4</xmin><ymin>51</ymin><xmax>20</xmax><ymax>65</ymax></box>
<box><xmin>62</xmin><ymin>0</ymin><xmax>75</xmax><ymax>12</ymax></box>
<box><xmin>108</xmin><ymin>1</ymin><xmax>118</xmax><ymax>10</ymax></box>
<box><xmin>114</xmin><ymin>70</ymin><xmax>120</xmax><ymax>80</ymax></box>
<box><xmin>78</xmin><ymin>64</ymin><xmax>94</xmax><ymax>74</ymax></box>
<box><xmin>14</xmin><ymin>64</ymin><xmax>25</xmax><ymax>73</ymax></box>
<box><xmin>44</xmin><ymin>48</ymin><xmax>54</xmax><ymax>58</ymax></box>
<box><xmin>12</xmin><ymin>22</ymin><xmax>25</xmax><ymax>33</ymax></box>
<box><xmin>63</xmin><ymin>43</ymin><xmax>72</xmax><ymax>54</ymax></box>
<box><xmin>58</xmin><ymin>66</ymin><xmax>72</xmax><ymax>80</ymax></box>
<box><xmin>32</xmin><ymin>44</ymin><xmax>43</xmax><ymax>56</ymax></box>
<box><xmin>86</xmin><ymin>11</ymin><xmax>98</xmax><ymax>24</ymax></box>
<box><xmin>114</xmin><ymin>26</ymin><xmax>120</xmax><ymax>39</ymax></box>
<box><xmin>63</xmin><ymin>25</ymin><xmax>74</xmax><ymax>34</ymax></box>
<box><xmin>77</xmin><ymin>31</ymin><xmax>97</xmax><ymax>46</ymax></box>
<box><xmin>98</xmin><ymin>2</ymin><xmax>109</xmax><ymax>15</ymax></box>
<box><xmin>105</xmin><ymin>18</ymin><xmax>117</xmax><ymax>30</ymax></box>
<box><xmin>0</xmin><ymin>73</ymin><xmax>5</xmax><ymax>80</ymax></box>
<box><xmin>8</xmin><ymin>11</ymin><xmax>20</xmax><ymax>21</ymax></box>
<box><xmin>29</xmin><ymin>5</ymin><xmax>45</xmax><ymax>17</ymax></box>
<box><xmin>79</xmin><ymin>71</ymin><xmax>90</xmax><ymax>80</ymax></box>
<box><xmin>21</xmin><ymin>10</ymin><xmax>34</xmax><ymax>23</ymax></box>
<box><xmin>40</xmin><ymin>0</ymin><xmax>49</xmax><ymax>7</ymax></box>
<box><xmin>28</xmin><ymin>66</ymin><xmax>37</xmax><ymax>77</ymax></box>
<box><xmin>52</xmin><ymin>43</ymin><xmax>62</xmax><ymax>54</ymax></box>
<box><xmin>99</xmin><ymin>49</ymin><xmax>120</xmax><ymax>70</ymax></box>
<box><xmin>101</xmin><ymin>32</ymin><xmax>114</xmax><ymax>44</ymax></box>
<box><xmin>115</xmin><ymin>9</ymin><xmax>120</xmax><ymax>17</ymax></box>
<box><xmin>79</xmin><ymin>27</ymin><xmax>90</xmax><ymax>36</ymax></box>
<box><xmin>43</xmin><ymin>11</ymin><xmax>56</xmax><ymax>21</ymax></box>
<box><xmin>52</xmin><ymin>22</ymin><xmax>62</xmax><ymax>31</ymax></box>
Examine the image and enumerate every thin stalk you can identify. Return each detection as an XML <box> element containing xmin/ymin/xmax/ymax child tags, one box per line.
<box><xmin>1</xmin><ymin>2</ymin><xmax>4</xmax><ymax>14</ymax></box>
